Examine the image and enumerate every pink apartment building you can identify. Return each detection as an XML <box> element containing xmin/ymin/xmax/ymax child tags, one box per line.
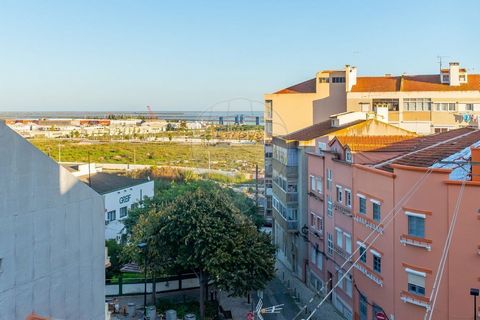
<box><xmin>307</xmin><ymin>127</ymin><xmax>480</xmax><ymax>320</ymax></box>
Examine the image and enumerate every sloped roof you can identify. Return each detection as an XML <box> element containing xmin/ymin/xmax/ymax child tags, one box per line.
<box><xmin>272</xmin><ymin>74</ymin><xmax>480</xmax><ymax>94</ymax></box>
<box><xmin>334</xmin><ymin>135</ymin><xmax>416</xmax><ymax>152</ymax></box>
<box><xmin>78</xmin><ymin>172</ymin><xmax>149</xmax><ymax>194</ymax></box>
<box><xmin>274</xmin><ymin>78</ymin><xmax>316</xmax><ymax>94</ymax></box>
<box><xmin>282</xmin><ymin>119</ymin><xmax>365</xmax><ymax>141</ymax></box>
<box><xmin>352</xmin><ymin>74</ymin><xmax>480</xmax><ymax>92</ymax></box>
<box><xmin>361</xmin><ymin>128</ymin><xmax>480</xmax><ymax>171</ymax></box>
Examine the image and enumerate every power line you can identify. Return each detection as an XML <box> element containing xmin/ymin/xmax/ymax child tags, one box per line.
<box><xmin>302</xmin><ymin>166</ymin><xmax>435</xmax><ymax>320</ymax></box>
<box><xmin>424</xmin><ymin>179</ymin><xmax>467</xmax><ymax>320</ymax></box>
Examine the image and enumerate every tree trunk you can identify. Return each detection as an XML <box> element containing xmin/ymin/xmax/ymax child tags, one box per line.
<box><xmin>152</xmin><ymin>272</ymin><xmax>157</xmax><ymax>306</ymax></box>
<box><xmin>199</xmin><ymin>270</ymin><xmax>207</xmax><ymax>320</ymax></box>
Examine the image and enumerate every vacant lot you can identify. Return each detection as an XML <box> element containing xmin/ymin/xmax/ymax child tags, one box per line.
<box><xmin>30</xmin><ymin>139</ymin><xmax>264</xmax><ymax>173</ymax></box>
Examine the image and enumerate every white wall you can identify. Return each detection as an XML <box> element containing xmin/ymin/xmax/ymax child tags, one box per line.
<box><xmin>104</xmin><ymin>181</ymin><xmax>154</xmax><ymax>240</ymax></box>
<box><xmin>0</xmin><ymin>122</ymin><xmax>105</xmax><ymax>320</ymax></box>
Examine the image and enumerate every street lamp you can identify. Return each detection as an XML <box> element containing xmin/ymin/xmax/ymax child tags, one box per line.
<box><xmin>138</xmin><ymin>242</ymin><xmax>148</xmax><ymax>318</ymax></box>
<box><xmin>471</xmin><ymin>288</ymin><xmax>479</xmax><ymax>320</ymax></box>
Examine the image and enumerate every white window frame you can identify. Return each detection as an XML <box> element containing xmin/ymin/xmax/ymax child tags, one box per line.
<box><xmin>336</xmin><ymin>185</ymin><xmax>343</xmax><ymax>203</ymax></box>
<box><xmin>316</xmin><ymin>176</ymin><xmax>323</xmax><ymax>194</ymax></box>
<box><xmin>345</xmin><ymin>189</ymin><xmax>352</xmax><ymax>207</ymax></box>
<box><xmin>310</xmin><ymin>175</ymin><xmax>316</xmax><ymax>192</ymax></box>
<box><xmin>335</xmin><ymin>227</ymin><xmax>343</xmax><ymax>248</ymax></box>
<box><xmin>344</xmin><ymin>233</ymin><xmax>352</xmax><ymax>254</ymax></box>
<box><xmin>327</xmin><ymin>233</ymin><xmax>334</xmax><ymax>255</ymax></box>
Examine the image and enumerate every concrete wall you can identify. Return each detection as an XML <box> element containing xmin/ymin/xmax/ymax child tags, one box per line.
<box><xmin>0</xmin><ymin>123</ymin><xmax>105</xmax><ymax>320</ymax></box>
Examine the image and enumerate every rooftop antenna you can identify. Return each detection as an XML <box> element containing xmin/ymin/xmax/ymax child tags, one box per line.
<box><xmin>437</xmin><ymin>55</ymin><xmax>450</xmax><ymax>71</ymax></box>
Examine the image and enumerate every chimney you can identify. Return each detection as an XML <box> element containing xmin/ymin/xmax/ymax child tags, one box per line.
<box><xmin>449</xmin><ymin>62</ymin><xmax>460</xmax><ymax>86</ymax></box>
<box><xmin>345</xmin><ymin>65</ymin><xmax>357</xmax><ymax>92</ymax></box>
<box><xmin>472</xmin><ymin>147</ymin><xmax>480</xmax><ymax>181</ymax></box>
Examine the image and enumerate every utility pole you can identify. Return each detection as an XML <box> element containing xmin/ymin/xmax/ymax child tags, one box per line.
<box><xmin>88</xmin><ymin>152</ymin><xmax>92</xmax><ymax>187</ymax></box>
<box><xmin>255</xmin><ymin>163</ymin><xmax>259</xmax><ymax>212</ymax></box>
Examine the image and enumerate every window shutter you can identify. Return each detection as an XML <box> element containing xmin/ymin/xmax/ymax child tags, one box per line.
<box><xmin>408</xmin><ymin>273</ymin><xmax>425</xmax><ymax>287</ymax></box>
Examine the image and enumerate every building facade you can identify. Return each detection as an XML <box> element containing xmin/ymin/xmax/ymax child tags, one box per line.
<box><xmin>68</xmin><ymin>164</ymin><xmax>155</xmax><ymax>241</ymax></box>
<box><xmin>0</xmin><ymin>122</ymin><xmax>105</xmax><ymax>320</ymax></box>
<box><xmin>307</xmin><ymin>127</ymin><xmax>480</xmax><ymax>320</ymax></box>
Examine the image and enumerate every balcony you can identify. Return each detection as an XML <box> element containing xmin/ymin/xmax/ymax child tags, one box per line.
<box><xmin>400</xmin><ymin>291</ymin><xmax>430</xmax><ymax>310</ymax></box>
<box><xmin>308</xmin><ymin>191</ymin><xmax>324</xmax><ymax>202</ymax></box>
<box><xmin>334</xmin><ymin>203</ymin><xmax>352</xmax><ymax>216</ymax></box>
<box><xmin>354</xmin><ymin>262</ymin><xmax>383</xmax><ymax>287</ymax></box>
<box><xmin>400</xmin><ymin>234</ymin><xmax>432</xmax><ymax>251</ymax></box>
<box><xmin>353</xmin><ymin>214</ymin><xmax>384</xmax><ymax>234</ymax></box>
<box><xmin>334</xmin><ymin>246</ymin><xmax>350</xmax><ymax>260</ymax></box>
<box><xmin>286</xmin><ymin>220</ymin><xmax>299</xmax><ymax>232</ymax></box>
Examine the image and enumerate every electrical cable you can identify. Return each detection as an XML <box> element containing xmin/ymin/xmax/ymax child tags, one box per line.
<box><xmin>302</xmin><ymin>166</ymin><xmax>435</xmax><ymax>320</ymax></box>
<box><xmin>424</xmin><ymin>179</ymin><xmax>467</xmax><ymax>320</ymax></box>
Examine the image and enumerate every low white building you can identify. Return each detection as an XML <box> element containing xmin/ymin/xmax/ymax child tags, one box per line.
<box><xmin>66</xmin><ymin>164</ymin><xmax>155</xmax><ymax>241</ymax></box>
<box><xmin>0</xmin><ymin>122</ymin><xmax>105</xmax><ymax>319</ymax></box>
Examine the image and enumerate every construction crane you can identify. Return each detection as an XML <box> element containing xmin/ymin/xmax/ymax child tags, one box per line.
<box><xmin>146</xmin><ymin>105</ymin><xmax>157</xmax><ymax>120</ymax></box>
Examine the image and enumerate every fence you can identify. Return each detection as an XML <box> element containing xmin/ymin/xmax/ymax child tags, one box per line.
<box><xmin>106</xmin><ymin>273</ymin><xmax>200</xmax><ymax>297</ymax></box>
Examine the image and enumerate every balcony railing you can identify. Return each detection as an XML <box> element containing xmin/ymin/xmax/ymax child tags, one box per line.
<box><xmin>400</xmin><ymin>234</ymin><xmax>432</xmax><ymax>251</ymax></box>
<box><xmin>308</xmin><ymin>191</ymin><xmax>324</xmax><ymax>202</ymax></box>
<box><xmin>353</xmin><ymin>214</ymin><xmax>384</xmax><ymax>234</ymax></box>
<box><xmin>334</xmin><ymin>246</ymin><xmax>350</xmax><ymax>260</ymax></box>
<box><xmin>334</xmin><ymin>203</ymin><xmax>352</xmax><ymax>216</ymax></box>
<box><xmin>400</xmin><ymin>291</ymin><xmax>430</xmax><ymax>310</ymax></box>
<box><xmin>354</xmin><ymin>262</ymin><xmax>383</xmax><ymax>287</ymax></box>
<box><xmin>287</xmin><ymin>220</ymin><xmax>299</xmax><ymax>232</ymax></box>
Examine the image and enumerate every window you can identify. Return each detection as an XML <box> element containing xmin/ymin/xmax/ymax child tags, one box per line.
<box><xmin>331</xmin><ymin>77</ymin><xmax>345</xmax><ymax>83</ymax></box>
<box><xmin>459</xmin><ymin>74</ymin><xmax>466</xmax><ymax>82</ymax></box>
<box><xmin>434</xmin><ymin>128</ymin><xmax>448</xmax><ymax>133</ymax></box>
<box><xmin>466</xmin><ymin>103</ymin><xmax>474</xmax><ymax>111</ymax></box>
<box><xmin>373</xmin><ymin>98</ymin><xmax>399</xmax><ymax>111</ymax></box>
<box><xmin>404</xmin><ymin>98</ymin><xmax>432</xmax><ymax>111</ymax></box>
<box><xmin>345</xmin><ymin>274</ymin><xmax>352</xmax><ymax>297</ymax></box>
<box><xmin>310</xmin><ymin>175</ymin><xmax>316</xmax><ymax>192</ymax></box>
<box><xmin>442</xmin><ymin>74</ymin><xmax>450</xmax><ymax>83</ymax></box>
<box><xmin>318</xmin><ymin>77</ymin><xmax>329</xmax><ymax>83</ymax></box>
<box><xmin>372</xmin><ymin>201</ymin><xmax>381</xmax><ymax>222</ymax></box>
<box><xmin>359</xmin><ymin>245</ymin><xmax>367</xmax><ymax>263</ymax></box>
<box><xmin>336</xmin><ymin>228</ymin><xmax>343</xmax><ymax>248</ymax></box>
<box><xmin>107</xmin><ymin>210</ymin><xmax>116</xmax><ymax>221</ymax></box>
<box><xmin>373</xmin><ymin>254</ymin><xmax>382</xmax><ymax>273</ymax></box>
<box><xmin>358</xmin><ymin>195</ymin><xmax>366</xmax><ymax>214</ymax></box>
<box><xmin>407</xmin><ymin>270</ymin><xmax>426</xmax><ymax>296</ymax></box>
<box><xmin>317</xmin><ymin>216</ymin><xmax>324</xmax><ymax>233</ymax></box>
<box><xmin>316</xmin><ymin>252</ymin><xmax>323</xmax><ymax>270</ymax></box>
<box><xmin>345</xmin><ymin>150</ymin><xmax>352</xmax><ymax>163</ymax></box>
<box><xmin>311</xmin><ymin>245</ymin><xmax>317</xmax><ymax>265</ymax></box>
<box><xmin>316</xmin><ymin>177</ymin><xmax>323</xmax><ymax>193</ymax></box>
<box><xmin>119</xmin><ymin>206</ymin><xmax>128</xmax><ymax>218</ymax></box>
<box><xmin>337</xmin><ymin>269</ymin><xmax>344</xmax><ymax>289</ymax></box>
<box><xmin>326</xmin><ymin>169</ymin><xmax>333</xmax><ymax>190</ymax></box>
<box><xmin>336</xmin><ymin>185</ymin><xmax>343</xmax><ymax>203</ymax></box>
<box><xmin>345</xmin><ymin>189</ymin><xmax>352</xmax><ymax>207</ymax></box>
<box><xmin>265</xmin><ymin>100</ymin><xmax>273</xmax><ymax>119</ymax></box>
<box><xmin>434</xmin><ymin>102</ymin><xmax>456</xmax><ymax>112</ymax></box>
<box><xmin>310</xmin><ymin>212</ymin><xmax>316</xmax><ymax>227</ymax></box>
<box><xmin>408</xmin><ymin>214</ymin><xmax>425</xmax><ymax>238</ymax></box>
<box><xmin>345</xmin><ymin>233</ymin><xmax>352</xmax><ymax>254</ymax></box>
<box><xmin>327</xmin><ymin>233</ymin><xmax>334</xmax><ymax>255</ymax></box>
<box><xmin>327</xmin><ymin>196</ymin><xmax>333</xmax><ymax>217</ymax></box>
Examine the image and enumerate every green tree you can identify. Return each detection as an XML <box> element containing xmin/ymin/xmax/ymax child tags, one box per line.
<box><xmin>126</xmin><ymin>189</ymin><xmax>275</xmax><ymax>320</ymax></box>
<box><xmin>105</xmin><ymin>239</ymin><xmax>123</xmax><ymax>279</ymax></box>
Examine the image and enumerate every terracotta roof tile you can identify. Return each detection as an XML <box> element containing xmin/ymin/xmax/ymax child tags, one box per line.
<box><xmin>274</xmin><ymin>78</ymin><xmax>316</xmax><ymax>94</ymax></box>
<box><xmin>362</xmin><ymin>128</ymin><xmax>480</xmax><ymax>171</ymax></box>
<box><xmin>335</xmin><ymin>135</ymin><xmax>416</xmax><ymax>152</ymax></box>
<box><xmin>282</xmin><ymin>119</ymin><xmax>365</xmax><ymax>141</ymax></box>
<box><xmin>351</xmin><ymin>74</ymin><xmax>480</xmax><ymax>92</ymax></box>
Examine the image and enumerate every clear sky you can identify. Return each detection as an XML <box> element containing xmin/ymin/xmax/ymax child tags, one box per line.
<box><xmin>0</xmin><ymin>0</ymin><xmax>479</xmax><ymax>112</ymax></box>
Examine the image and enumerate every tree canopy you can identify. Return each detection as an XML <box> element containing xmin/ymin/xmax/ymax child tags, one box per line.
<box><xmin>125</xmin><ymin>188</ymin><xmax>275</xmax><ymax>319</ymax></box>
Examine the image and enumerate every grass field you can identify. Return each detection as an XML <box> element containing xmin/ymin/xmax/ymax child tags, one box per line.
<box><xmin>30</xmin><ymin>139</ymin><xmax>264</xmax><ymax>173</ymax></box>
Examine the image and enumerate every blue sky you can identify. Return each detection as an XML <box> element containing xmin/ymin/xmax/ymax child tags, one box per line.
<box><xmin>0</xmin><ymin>0</ymin><xmax>479</xmax><ymax>111</ymax></box>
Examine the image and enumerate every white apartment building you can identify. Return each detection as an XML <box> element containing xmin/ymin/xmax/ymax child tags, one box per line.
<box><xmin>67</xmin><ymin>164</ymin><xmax>155</xmax><ymax>241</ymax></box>
<box><xmin>0</xmin><ymin>122</ymin><xmax>105</xmax><ymax>320</ymax></box>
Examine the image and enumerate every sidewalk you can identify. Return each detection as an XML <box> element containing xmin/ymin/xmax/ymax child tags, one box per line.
<box><xmin>262</xmin><ymin>277</ymin><xmax>345</xmax><ymax>320</ymax></box>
